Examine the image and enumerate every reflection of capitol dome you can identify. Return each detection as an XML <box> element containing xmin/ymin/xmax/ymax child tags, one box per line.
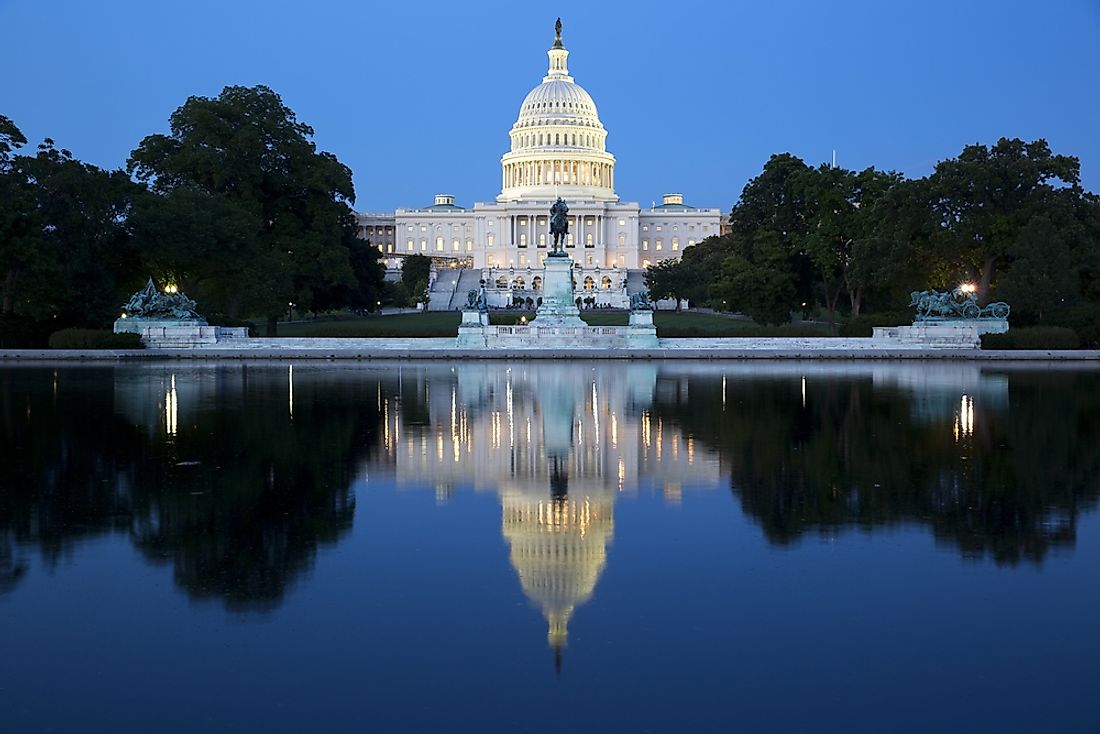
<box><xmin>499</xmin><ymin>19</ymin><xmax>618</xmax><ymax>203</ymax></box>
<box><xmin>501</xmin><ymin>491</ymin><xmax>614</xmax><ymax>668</ymax></box>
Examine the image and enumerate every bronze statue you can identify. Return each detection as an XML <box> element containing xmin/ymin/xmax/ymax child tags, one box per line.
<box><xmin>121</xmin><ymin>277</ymin><xmax>204</xmax><ymax>321</ymax></box>
<box><xmin>549</xmin><ymin>197</ymin><xmax>569</xmax><ymax>256</ymax></box>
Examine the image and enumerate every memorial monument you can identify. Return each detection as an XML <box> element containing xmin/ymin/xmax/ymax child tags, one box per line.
<box><xmin>114</xmin><ymin>278</ymin><xmax>248</xmax><ymax>347</ymax></box>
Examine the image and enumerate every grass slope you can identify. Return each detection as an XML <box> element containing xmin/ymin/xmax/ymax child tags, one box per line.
<box><xmin>270</xmin><ymin>311</ymin><xmax>834</xmax><ymax>338</ymax></box>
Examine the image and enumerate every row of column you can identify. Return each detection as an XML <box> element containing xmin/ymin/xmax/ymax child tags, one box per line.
<box><xmin>502</xmin><ymin>160</ymin><xmax>614</xmax><ymax>189</ymax></box>
<box><xmin>504</xmin><ymin>213</ymin><xmax>605</xmax><ymax>247</ymax></box>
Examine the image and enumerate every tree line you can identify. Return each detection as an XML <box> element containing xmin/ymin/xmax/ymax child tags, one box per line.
<box><xmin>1</xmin><ymin>85</ymin><xmax>386</xmax><ymax>344</ymax></box>
<box><xmin>646</xmin><ymin>139</ymin><xmax>1100</xmax><ymax>340</ymax></box>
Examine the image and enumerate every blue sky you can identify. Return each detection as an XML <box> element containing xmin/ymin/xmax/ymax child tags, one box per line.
<box><xmin>2</xmin><ymin>0</ymin><xmax>1098</xmax><ymax>211</ymax></box>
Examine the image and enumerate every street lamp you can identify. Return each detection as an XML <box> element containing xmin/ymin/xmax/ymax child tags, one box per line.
<box><xmin>960</xmin><ymin>282</ymin><xmax>977</xmax><ymax>294</ymax></box>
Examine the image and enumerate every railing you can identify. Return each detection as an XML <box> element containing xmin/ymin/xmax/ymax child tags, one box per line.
<box><xmin>490</xmin><ymin>325</ymin><xmax>628</xmax><ymax>337</ymax></box>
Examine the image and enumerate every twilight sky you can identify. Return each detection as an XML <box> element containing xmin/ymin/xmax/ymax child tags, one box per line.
<box><xmin>2</xmin><ymin>0</ymin><xmax>1098</xmax><ymax>211</ymax></box>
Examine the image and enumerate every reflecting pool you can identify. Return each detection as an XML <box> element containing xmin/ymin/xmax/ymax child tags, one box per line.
<box><xmin>1</xmin><ymin>361</ymin><xmax>1099</xmax><ymax>733</ymax></box>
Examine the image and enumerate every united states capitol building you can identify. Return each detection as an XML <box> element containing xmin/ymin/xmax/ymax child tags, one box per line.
<box><xmin>356</xmin><ymin>20</ymin><xmax>721</xmax><ymax>309</ymax></box>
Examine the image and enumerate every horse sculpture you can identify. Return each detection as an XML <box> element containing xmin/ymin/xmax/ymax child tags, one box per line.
<box><xmin>908</xmin><ymin>288</ymin><xmax>1010</xmax><ymax>321</ymax></box>
<box><xmin>549</xmin><ymin>197</ymin><xmax>569</xmax><ymax>255</ymax></box>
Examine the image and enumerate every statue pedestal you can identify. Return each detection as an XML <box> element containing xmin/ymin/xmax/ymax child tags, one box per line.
<box><xmin>114</xmin><ymin>317</ymin><xmax>207</xmax><ymax>335</ymax></box>
<box><xmin>626</xmin><ymin>309</ymin><xmax>659</xmax><ymax>348</ymax></box>
<box><xmin>534</xmin><ymin>254</ymin><xmax>585</xmax><ymax>327</ymax></box>
<box><xmin>457</xmin><ymin>309</ymin><xmax>490</xmax><ymax>348</ymax></box>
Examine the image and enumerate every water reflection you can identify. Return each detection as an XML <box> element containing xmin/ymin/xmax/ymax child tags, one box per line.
<box><xmin>647</xmin><ymin>362</ymin><xmax>1100</xmax><ymax>564</ymax></box>
<box><xmin>0</xmin><ymin>364</ymin><xmax>378</xmax><ymax>609</ymax></box>
<box><xmin>375</xmin><ymin>364</ymin><xmax>720</xmax><ymax>665</ymax></box>
<box><xmin>2</xmin><ymin>360</ymin><xmax>1099</xmax><ymax>624</ymax></box>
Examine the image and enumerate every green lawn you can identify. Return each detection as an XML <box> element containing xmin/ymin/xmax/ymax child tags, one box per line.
<box><xmin>269</xmin><ymin>310</ymin><xmax>834</xmax><ymax>338</ymax></box>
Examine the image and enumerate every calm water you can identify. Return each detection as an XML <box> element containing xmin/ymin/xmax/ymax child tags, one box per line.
<box><xmin>2</xmin><ymin>361</ymin><xmax>1099</xmax><ymax>733</ymax></box>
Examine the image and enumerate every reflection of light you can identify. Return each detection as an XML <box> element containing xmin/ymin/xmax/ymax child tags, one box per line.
<box><xmin>591</xmin><ymin>382</ymin><xmax>599</xmax><ymax>446</ymax></box>
<box><xmin>801</xmin><ymin>376</ymin><xmax>806</xmax><ymax>408</ymax></box>
<box><xmin>165</xmin><ymin>374</ymin><xmax>178</xmax><ymax>437</ymax></box>
<box><xmin>383</xmin><ymin>398</ymin><xmax>391</xmax><ymax>454</ymax></box>
<box><xmin>954</xmin><ymin>394</ymin><xmax>975</xmax><ymax>441</ymax></box>
<box><xmin>617</xmin><ymin>457</ymin><xmax>625</xmax><ymax>491</ymax></box>
<box><xmin>687</xmin><ymin>436</ymin><xmax>695</xmax><ymax>464</ymax></box>
<box><xmin>610</xmin><ymin>413</ymin><xmax>618</xmax><ymax>448</ymax></box>
<box><xmin>641</xmin><ymin>411</ymin><xmax>651</xmax><ymax>451</ymax></box>
<box><xmin>722</xmin><ymin>375</ymin><xmax>726</xmax><ymax>410</ymax></box>
<box><xmin>288</xmin><ymin>365</ymin><xmax>294</xmax><ymax>419</ymax></box>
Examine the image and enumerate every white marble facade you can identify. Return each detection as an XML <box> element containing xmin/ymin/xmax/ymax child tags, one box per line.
<box><xmin>357</xmin><ymin>22</ymin><xmax>721</xmax><ymax>304</ymax></box>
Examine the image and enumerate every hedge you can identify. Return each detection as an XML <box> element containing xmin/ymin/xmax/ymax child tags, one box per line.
<box><xmin>48</xmin><ymin>329</ymin><xmax>144</xmax><ymax>349</ymax></box>
<box><xmin>980</xmin><ymin>326</ymin><xmax>1080</xmax><ymax>350</ymax></box>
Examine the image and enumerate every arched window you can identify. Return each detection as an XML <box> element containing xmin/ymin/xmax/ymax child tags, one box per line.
<box><xmin>532</xmin><ymin>276</ymin><xmax>542</xmax><ymax>291</ymax></box>
<box><xmin>601</xmin><ymin>275</ymin><xmax>612</xmax><ymax>289</ymax></box>
<box><xmin>513</xmin><ymin>276</ymin><xmax>525</xmax><ymax>289</ymax></box>
<box><xmin>496</xmin><ymin>276</ymin><xmax>508</xmax><ymax>288</ymax></box>
<box><xmin>583</xmin><ymin>276</ymin><xmax>595</xmax><ymax>291</ymax></box>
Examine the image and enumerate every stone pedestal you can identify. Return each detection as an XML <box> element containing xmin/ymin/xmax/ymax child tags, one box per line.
<box><xmin>114</xmin><ymin>317</ymin><xmax>207</xmax><ymax>335</ymax></box>
<box><xmin>872</xmin><ymin>323</ymin><xmax>982</xmax><ymax>348</ymax></box>
<box><xmin>456</xmin><ymin>309</ymin><xmax>490</xmax><ymax>348</ymax></box>
<box><xmin>534</xmin><ymin>254</ymin><xmax>585</xmax><ymax>327</ymax></box>
<box><xmin>626</xmin><ymin>310</ymin><xmax>659</xmax><ymax>348</ymax></box>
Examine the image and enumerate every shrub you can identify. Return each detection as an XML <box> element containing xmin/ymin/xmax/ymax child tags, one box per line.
<box><xmin>1044</xmin><ymin>303</ymin><xmax>1100</xmax><ymax>348</ymax></box>
<box><xmin>981</xmin><ymin>326</ymin><xmax>1080</xmax><ymax>350</ymax></box>
<box><xmin>48</xmin><ymin>329</ymin><xmax>144</xmax><ymax>349</ymax></box>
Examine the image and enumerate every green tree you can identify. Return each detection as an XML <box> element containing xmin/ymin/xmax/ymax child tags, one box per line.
<box><xmin>996</xmin><ymin>216</ymin><xmax>1077</xmax><ymax>321</ymax></box>
<box><xmin>127</xmin><ymin>85</ymin><xmax>374</xmax><ymax>332</ymax></box>
<box><xmin>1</xmin><ymin>138</ymin><xmax>137</xmax><ymax>327</ymax></box>
<box><xmin>925</xmin><ymin>138</ymin><xmax>1080</xmax><ymax>300</ymax></box>
<box><xmin>400</xmin><ymin>254</ymin><xmax>432</xmax><ymax>305</ymax></box>
<box><xmin>717</xmin><ymin>230</ymin><xmax>798</xmax><ymax>325</ymax></box>
<box><xmin>644</xmin><ymin>259</ymin><xmax>691</xmax><ymax>309</ymax></box>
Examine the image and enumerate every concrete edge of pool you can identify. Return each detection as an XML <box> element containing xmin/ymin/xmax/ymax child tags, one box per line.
<box><xmin>2</xmin><ymin>343</ymin><xmax>1099</xmax><ymax>361</ymax></box>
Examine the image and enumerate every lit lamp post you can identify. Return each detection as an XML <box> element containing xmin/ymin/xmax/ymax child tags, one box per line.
<box><xmin>959</xmin><ymin>282</ymin><xmax>977</xmax><ymax>295</ymax></box>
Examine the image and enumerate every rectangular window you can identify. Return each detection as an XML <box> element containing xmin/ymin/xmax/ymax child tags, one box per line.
<box><xmin>407</xmin><ymin>224</ymin><xmax>414</xmax><ymax>231</ymax></box>
<box><xmin>420</xmin><ymin>239</ymin><xmax>427</xmax><ymax>251</ymax></box>
<box><xmin>452</xmin><ymin>239</ymin><xmax>460</xmax><ymax>251</ymax></box>
<box><xmin>566</xmin><ymin>234</ymin><xmax>574</xmax><ymax>247</ymax></box>
<box><xmin>586</xmin><ymin>253</ymin><xmax>593</xmax><ymax>265</ymax></box>
<box><xmin>420</xmin><ymin>225</ymin><xmax>427</xmax><ymax>232</ymax></box>
<box><xmin>672</xmin><ymin>238</ymin><xmax>679</xmax><ymax>251</ymax></box>
<box><xmin>519</xmin><ymin>233</ymin><xmax>527</xmax><ymax>247</ymax></box>
<box><xmin>617</xmin><ymin>254</ymin><xmax>625</xmax><ymax>267</ymax></box>
<box><xmin>406</xmin><ymin>239</ymin><xmax>414</xmax><ymax>251</ymax></box>
<box><xmin>618</xmin><ymin>233</ymin><xmax>625</xmax><ymax>246</ymax></box>
<box><xmin>655</xmin><ymin>225</ymin><xmax>663</xmax><ymax>232</ymax></box>
<box><xmin>618</xmin><ymin>219</ymin><xmax>625</xmax><ymax>226</ymax></box>
<box><xmin>466</xmin><ymin>239</ymin><xmax>473</xmax><ymax>252</ymax></box>
<box><xmin>539</xmin><ymin>233</ymin><xmax>546</xmax><ymax>247</ymax></box>
<box><xmin>656</xmin><ymin>239</ymin><xmax>663</xmax><ymax>251</ymax></box>
<box><xmin>585</xmin><ymin>233</ymin><xmax>593</xmax><ymax>247</ymax></box>
<box><xmin>487</xmin><ymin>233</ymin><xmax>495</xmax><ymax>248</ymax></box>
<box><xmin>387</xmin><ymin>244</ymin><xmax>394</xmax><ymax>253</ymax></box>
<box><xmin>642</xmin><ymin>225</ymin><xmax>649</xmax><ymax>232</ymax></box>
<box><xmin>642</xmin><ymin>239</ymin><xmax>649</xmax><ymax>251</ymax></box>
<box><xmin>688</xmin><ymin>239</ymin><xmax>695</xmax><ymax>248</ymax></box>
<box><xmin>436</xmin><ymin>237</ymin><xmax>444</xmax><ymax>252</ymax></box>
<box><xmin>642</xmin><ymin>259</ymin><xmax>651</xmax><ymax>269</ymax></box>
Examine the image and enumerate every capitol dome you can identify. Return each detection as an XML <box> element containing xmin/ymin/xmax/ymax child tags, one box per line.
<box><xmin>498</xmin><ymin>19</ymin><xmax>618</xmax><ymax>203</ymax></box>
